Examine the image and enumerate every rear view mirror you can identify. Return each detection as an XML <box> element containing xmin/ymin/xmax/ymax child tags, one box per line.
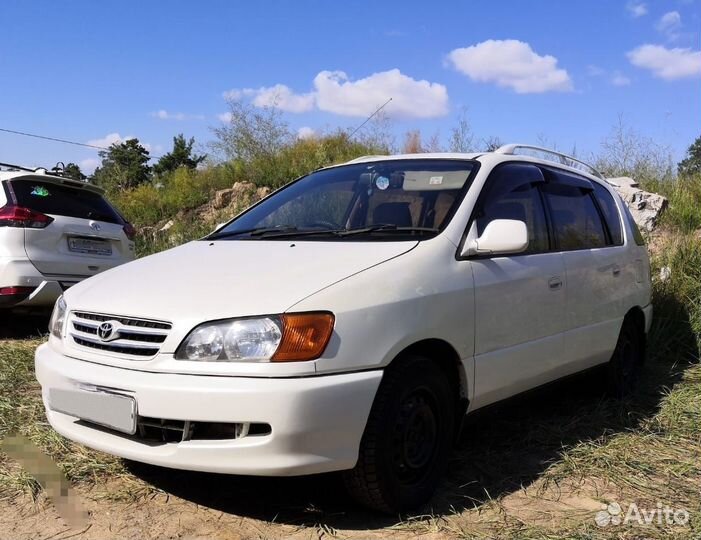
<box><xmin>468</xmin><ymin>219</ymin><xmax>529</xmax><ymax>256</ymax></box>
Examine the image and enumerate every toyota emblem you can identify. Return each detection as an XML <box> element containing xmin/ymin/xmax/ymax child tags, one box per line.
<box><xmin>98</xmin><ymin>322</ymin><xmax>115</xmax><ymax>341</ymax></box>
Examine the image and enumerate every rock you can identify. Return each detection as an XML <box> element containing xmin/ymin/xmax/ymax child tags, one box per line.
<box><xmin>213</xmin><ymin>182</ymin><xmax>260</xmax><ymax>210</ymax></box>
<box><xmin>159</xmin><ymin>220</ymin><xmax>174</xmax><ymax>232</ymax></box>
<box><xmin>255</xmin><ymin>186</ymin><xmax>271</xmax><ymax>200</ymax></box>
<box><xmin>212</xmin><ymin>188</ymin><xmax>235</xmax><ymax>209</ymax></box>
<box><xmin>607</xmin><ymin>177</ymin><xmax>668</xmax><ymax>232</ymax></box>
<box><xmin>659</xmin><ymin>266</ymin><xmax>672</xmax><ymax>282</ymax></box>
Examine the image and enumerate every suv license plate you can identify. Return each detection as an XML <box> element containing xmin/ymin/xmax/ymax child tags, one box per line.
<box><xmin>68</xmin><ymin>237</ymin><xmax>112</xmax><ymax>255</ymax></box>
<box><xmin>49</xmin><ymin>388</ymin><xmax>137</xmax><ymax>435</ymax></box>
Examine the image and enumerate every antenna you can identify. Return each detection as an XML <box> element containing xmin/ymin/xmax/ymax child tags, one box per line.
<box><xmin>349</xmin><ymin>98</ymin><xmax>392</xmax><ymax>139</ymax></box>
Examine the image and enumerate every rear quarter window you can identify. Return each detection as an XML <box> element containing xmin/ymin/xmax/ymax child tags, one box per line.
<box><xmin>592</xmin><ymin>182</ymin><xmax>623</xmax><ymax>246</ymax></box>
<box><xmin>9</xmin><ymin>178</ymin><xmax>123</xmax><ymax>224</ymax></box>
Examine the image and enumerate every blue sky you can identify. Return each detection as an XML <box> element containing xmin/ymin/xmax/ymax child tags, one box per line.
<box><xmin>0</xmin><ymin>0</ymin><xmax>699</xmax><ymax>173</ymax></box>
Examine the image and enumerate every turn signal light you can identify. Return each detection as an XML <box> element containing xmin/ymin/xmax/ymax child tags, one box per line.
<box><xmin>272</xmin><ymin>312</ymin><xmax>335</xmax><ymax>362</ymax></box>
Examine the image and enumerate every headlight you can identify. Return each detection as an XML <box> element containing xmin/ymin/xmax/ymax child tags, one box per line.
<box><xmin>49</xmin><ymin>296</ymin><xmax>67</xmax><ymax>339</ymax></box>
<box><xmin>175</xmin><ymin>312</ymin><xmax>334</xmax><ymax>363</ymax></box>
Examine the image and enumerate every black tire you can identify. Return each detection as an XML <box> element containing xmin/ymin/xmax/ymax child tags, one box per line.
<box><xmin>343</xmin><ymin>355</ymin><xmax>455</xmax><ymax>513</ymax></box>
<box><xmin>607</xmin><ymin>317</ymin><xmax>644</xmax><ymax>398</ymax></box>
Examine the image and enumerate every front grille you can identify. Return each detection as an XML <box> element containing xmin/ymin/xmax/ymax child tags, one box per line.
<box><xmin>69</xmin><ymin>311</ymin><xmax>172</xmax><ymax>358</ymax></box>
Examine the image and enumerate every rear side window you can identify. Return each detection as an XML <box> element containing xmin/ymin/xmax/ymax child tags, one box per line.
<box><xmin>475</xmin><ymin>163</ymin><xmax>549</xmax><ymax>254</ymax></box>
<box><xmin>9</xmin><ymin>178</ymin><xmax>123</xmax><ymax>224</ymax></box>
<box><xmin>543</xmin><ymin>182</ymin><xmax>607</xmax><ymax>250</ymax></box>
<box><xmin>592</xmin><ymin>182</ymin><xmax>623</xmax><ymax>245</ymax></box>
<box><xmin>622</xmin><ymin>202</ymin><xmax>646</xmax><ymax>245</ymax></box>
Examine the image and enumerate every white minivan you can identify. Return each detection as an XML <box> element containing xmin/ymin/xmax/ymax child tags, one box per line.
<box><xmin>35</xmin><ymin>145</ymin><xmax>652</xmax><ymax>512</ymax></box>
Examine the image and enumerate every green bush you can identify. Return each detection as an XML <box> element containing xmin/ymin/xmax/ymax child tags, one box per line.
<box><xmin>642</xmin><ymin>174</ymin><xmax>701</xmax><ymax>233</ymax></box>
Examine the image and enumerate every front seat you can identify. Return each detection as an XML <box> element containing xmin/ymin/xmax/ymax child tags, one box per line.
<box><xmin>372</xmin><ymin>202</ymin><xmax>413</xmax><ymax>227</ymax></box>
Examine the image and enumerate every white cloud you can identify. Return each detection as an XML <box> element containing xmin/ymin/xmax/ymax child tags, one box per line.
<box><xmin>217</xmin><ymin>112</ymin><xmax>232</xmax><ymax>123</ymax></box>
<box><xmin>627</xmin><ymin>44</ymin><xmax>701</xmax><ymax>80</ymax></box>
<box><xmin>297</xmin><ymin>126</ymin><xmax>316</xmax><ymax>139</ymax></box>
<box><xmin>79</xmin><ymin>158</ymin><xmax>100</xmax><ymax>174</ymax></box>
<box><xmin>611</xmin><ymin>72</ymin><xmax>631</xmax><ymax>86</ymax></box>
<box><xmin>656</xmin><ymin>11</ymin><xmax>682</xmax><ymax>40</ymax></box>
<box><xmin>313</xmin><ymin>69</ymin><xmax>448</xmax><ymax>118</ymax></box>
<box><xmin>249</xmin><ymin>84</ymin><xmax>315</xmax><ymax>113</ymax></box>
<box><xmin>223</xmin><ymin>69</ymin><xmax>449</xmax><ymax>119</ymax></box>
<box><xmin>587</xmin><ymin>64</ymin><xmax>606</xmax><ymax>77</ymax></box>
<box><xmin>626</xmin><ymin>1</ymin><xmax>648</xmax><ymax>17</ymax></box>
<box><xmin>85</xmin><ymin>132</ymin><xmax>153</xmax><ymax>153</ymax></box>
<box><xmin>446</xmin><ymin>40</ymin><xmax>573</xmax><ymax>94</ymax></box>
<box><xmin>86</xmin><ymin>133</ymin><xmax>128</xmax><ymax>148</ymax></box>
<box><xmin>150</xmin><ymin>109</ymin><xmax>204</xmax><ymax>121</ymax></box>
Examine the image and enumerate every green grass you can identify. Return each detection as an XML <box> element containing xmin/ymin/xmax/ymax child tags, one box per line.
<box><xmin>0</xmin><ymin>339</ymin><xmax>142</xmax><ymax>502</ymax></box>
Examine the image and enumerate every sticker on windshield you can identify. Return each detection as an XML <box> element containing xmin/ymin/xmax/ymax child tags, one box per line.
<box><xmin>429</xmin><ymin>176</ymin><xmax>443</xmax><ymax>185</ymax></box>
<box><xmin>375</xmin><ymin>176</ymin><xmax>390</xmax><ymax>190</ymax></box>
<box><xmin>30</xmin><ymin>186</ymin><xmax>50</xmax><ymax>197</ymax></box>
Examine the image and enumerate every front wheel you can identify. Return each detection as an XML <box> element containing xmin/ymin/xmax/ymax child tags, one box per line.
<box><xmin>343</xmin><ymin>355</ymin><xmax>455</xmax><ymax>513</ymax></box>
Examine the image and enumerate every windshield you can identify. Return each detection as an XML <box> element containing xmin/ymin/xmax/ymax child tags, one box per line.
<box><xmin>210</xmin><ymin>159</ymin><xmax>477</xmax><ymax>240</ymax></box>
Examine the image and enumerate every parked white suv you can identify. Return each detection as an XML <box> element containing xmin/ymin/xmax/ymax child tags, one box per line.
<box><xmin>35</xmin><ymin>146</ymin><xmax>652</xmax><ymax>512</ymax></box>
<box><xmin>0</xmin><ymin>164</ymin><xmax>135</xmax><ymax>311</ymax></box>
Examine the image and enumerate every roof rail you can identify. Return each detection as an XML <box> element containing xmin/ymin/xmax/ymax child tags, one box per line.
<box><xmin>0</xmin><ymin>161</ymin><xmax>37</xmax><ymax>173</ymax></box>
<box><xmin>494</xmin><ymin>144</ymin><xmax>603</xmax><ymax>179</ymax></box>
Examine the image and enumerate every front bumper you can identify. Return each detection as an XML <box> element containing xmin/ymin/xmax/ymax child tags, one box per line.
<box><xmin>35</xmin><ymin>344</ymin><xmax>382</xmax><ymax>476</ymax></box>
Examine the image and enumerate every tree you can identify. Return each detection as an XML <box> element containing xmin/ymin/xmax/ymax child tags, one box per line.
<box><xmin>678</xmin><ymin>135</ymin><xmax>701</xmax><ymax>177</ymax></box>
<box><xmin>449</xmin><ymin>107</ymin><xmax>475</xmax><ymax>153</ymax></box>
<box><xmin>92</xmin><ymin>138</ymin><xmax>151</xmax><ymax>192</ymax></box>
<box><xmin>210</xmin><ymin>99</ymin><xmax>292</xmax><ymax>162</ymax></box>
<box><xmin>62</xmin><ymin>162</ymin><xmax>85</xmax><ymax>181</ymax></box>
<box><xmin>153</xmin><ymin>134</ymin><xmax>206</xmax><ymax>176</ymax></box>
<box><xmin>594</xmin><ymin>115</ymin><xmax>673</xmax><ymax>182</ymax></box>
<box><xmin>482</xmin><ymin>136</ymin><xmax>504</xmax><ymax>152</ymax></box>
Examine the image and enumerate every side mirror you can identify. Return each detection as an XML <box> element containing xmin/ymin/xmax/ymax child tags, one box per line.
<box><xmin>467</xmin><ymin>219</ymin><xmax>529</xmax><ymax>256</ymax></box>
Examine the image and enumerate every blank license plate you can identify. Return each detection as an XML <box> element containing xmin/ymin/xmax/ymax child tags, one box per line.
<box><xmin>68</xmin><ymin>237</ymin><xmax>112</xmax><ymax>255</ymax></box>
<box><xmin>49</xmin><ymin>388</ymin><xmax>137</xmax><ymax>434</ymax></box>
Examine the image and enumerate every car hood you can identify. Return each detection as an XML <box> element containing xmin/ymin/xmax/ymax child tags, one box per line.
<box><xmin>64</xmin><ymin>239</ymin><xmax>418</xmax><ymax>325</ymax></box>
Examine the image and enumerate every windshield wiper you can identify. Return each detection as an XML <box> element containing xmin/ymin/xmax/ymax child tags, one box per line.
<box><xmin>207</xmin><ymin>225</ymin><xmax>299</xmax><ymax>240</ymax></box>
<box><xmin>338</xmin><ymin>225</ymin><xmax>439</xmax><ymax>236</ymax></box>
<box><xmin>260</xmin><ymin>225</ymin><xmax>440</xmax><ymax>239</ymax></box>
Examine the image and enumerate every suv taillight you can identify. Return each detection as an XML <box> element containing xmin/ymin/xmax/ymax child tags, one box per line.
<box><xmin>123</xmin><ymin>222</ymin><xmax>136</xmax><ymax>241</ymax></box>
<box><xmin>0</xmin><ymin>205</ymin><xmax>54</xmax><ymax>228</ymax></box>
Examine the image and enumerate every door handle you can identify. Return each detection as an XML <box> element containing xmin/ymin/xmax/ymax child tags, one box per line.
<box><xmin>612</xmin><ymin>265</ymin><xmax>621</xmax><ymax>277</ymax></box>
<box><xmin>548</xmin><ymin>277</ymin><xmax>563</xmax><ymax>290</ymax></box>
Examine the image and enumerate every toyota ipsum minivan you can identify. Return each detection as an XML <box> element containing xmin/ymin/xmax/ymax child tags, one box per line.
<box><xmin>36</xmin><ymin>145</ymin><xmax>652</xmax><ymax>512</ymax></box>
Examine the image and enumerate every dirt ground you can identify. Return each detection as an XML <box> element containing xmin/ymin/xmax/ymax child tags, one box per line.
<box><xmin>0</xmin><ymin>469</ymin><xmax>624</xmax><ymax>540</ymax></box>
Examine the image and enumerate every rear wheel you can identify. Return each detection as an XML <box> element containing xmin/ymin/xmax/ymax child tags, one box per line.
<box><xmin>343</xmin><ymin>355</ymin><xmax>455</xmax><ymax>513</ymax></box>
<box><xmin>607</xmin><ymin>317</ymin><xmax>644</xmax><ymax>398</ymax></box>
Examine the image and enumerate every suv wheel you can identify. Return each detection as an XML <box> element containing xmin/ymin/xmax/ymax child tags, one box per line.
<box><xmin>607</xmin><ymin>318</ymin><xmax>643</xmax><ymax>398</ymax></box>
<box><xmin>343</xmin><ymin>355</ymin><xmax>455</xmax><ymax>513</ymax></box>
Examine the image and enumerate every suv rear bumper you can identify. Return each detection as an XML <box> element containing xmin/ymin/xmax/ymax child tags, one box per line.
<box><xmin>35</xmin><ymin>343</ymin><xmax>382</xmax><ymax>476</ymax></box>
<box><xmin>0</xmin><ymin>257</ymin><xmax>82</xmax><ymax>308</ymax></box>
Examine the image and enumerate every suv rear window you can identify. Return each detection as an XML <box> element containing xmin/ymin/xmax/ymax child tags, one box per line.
<box><xmin>9</xmin><ymin>178</ymin><xmax>123</xmax><ymax>224</ymax></box>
